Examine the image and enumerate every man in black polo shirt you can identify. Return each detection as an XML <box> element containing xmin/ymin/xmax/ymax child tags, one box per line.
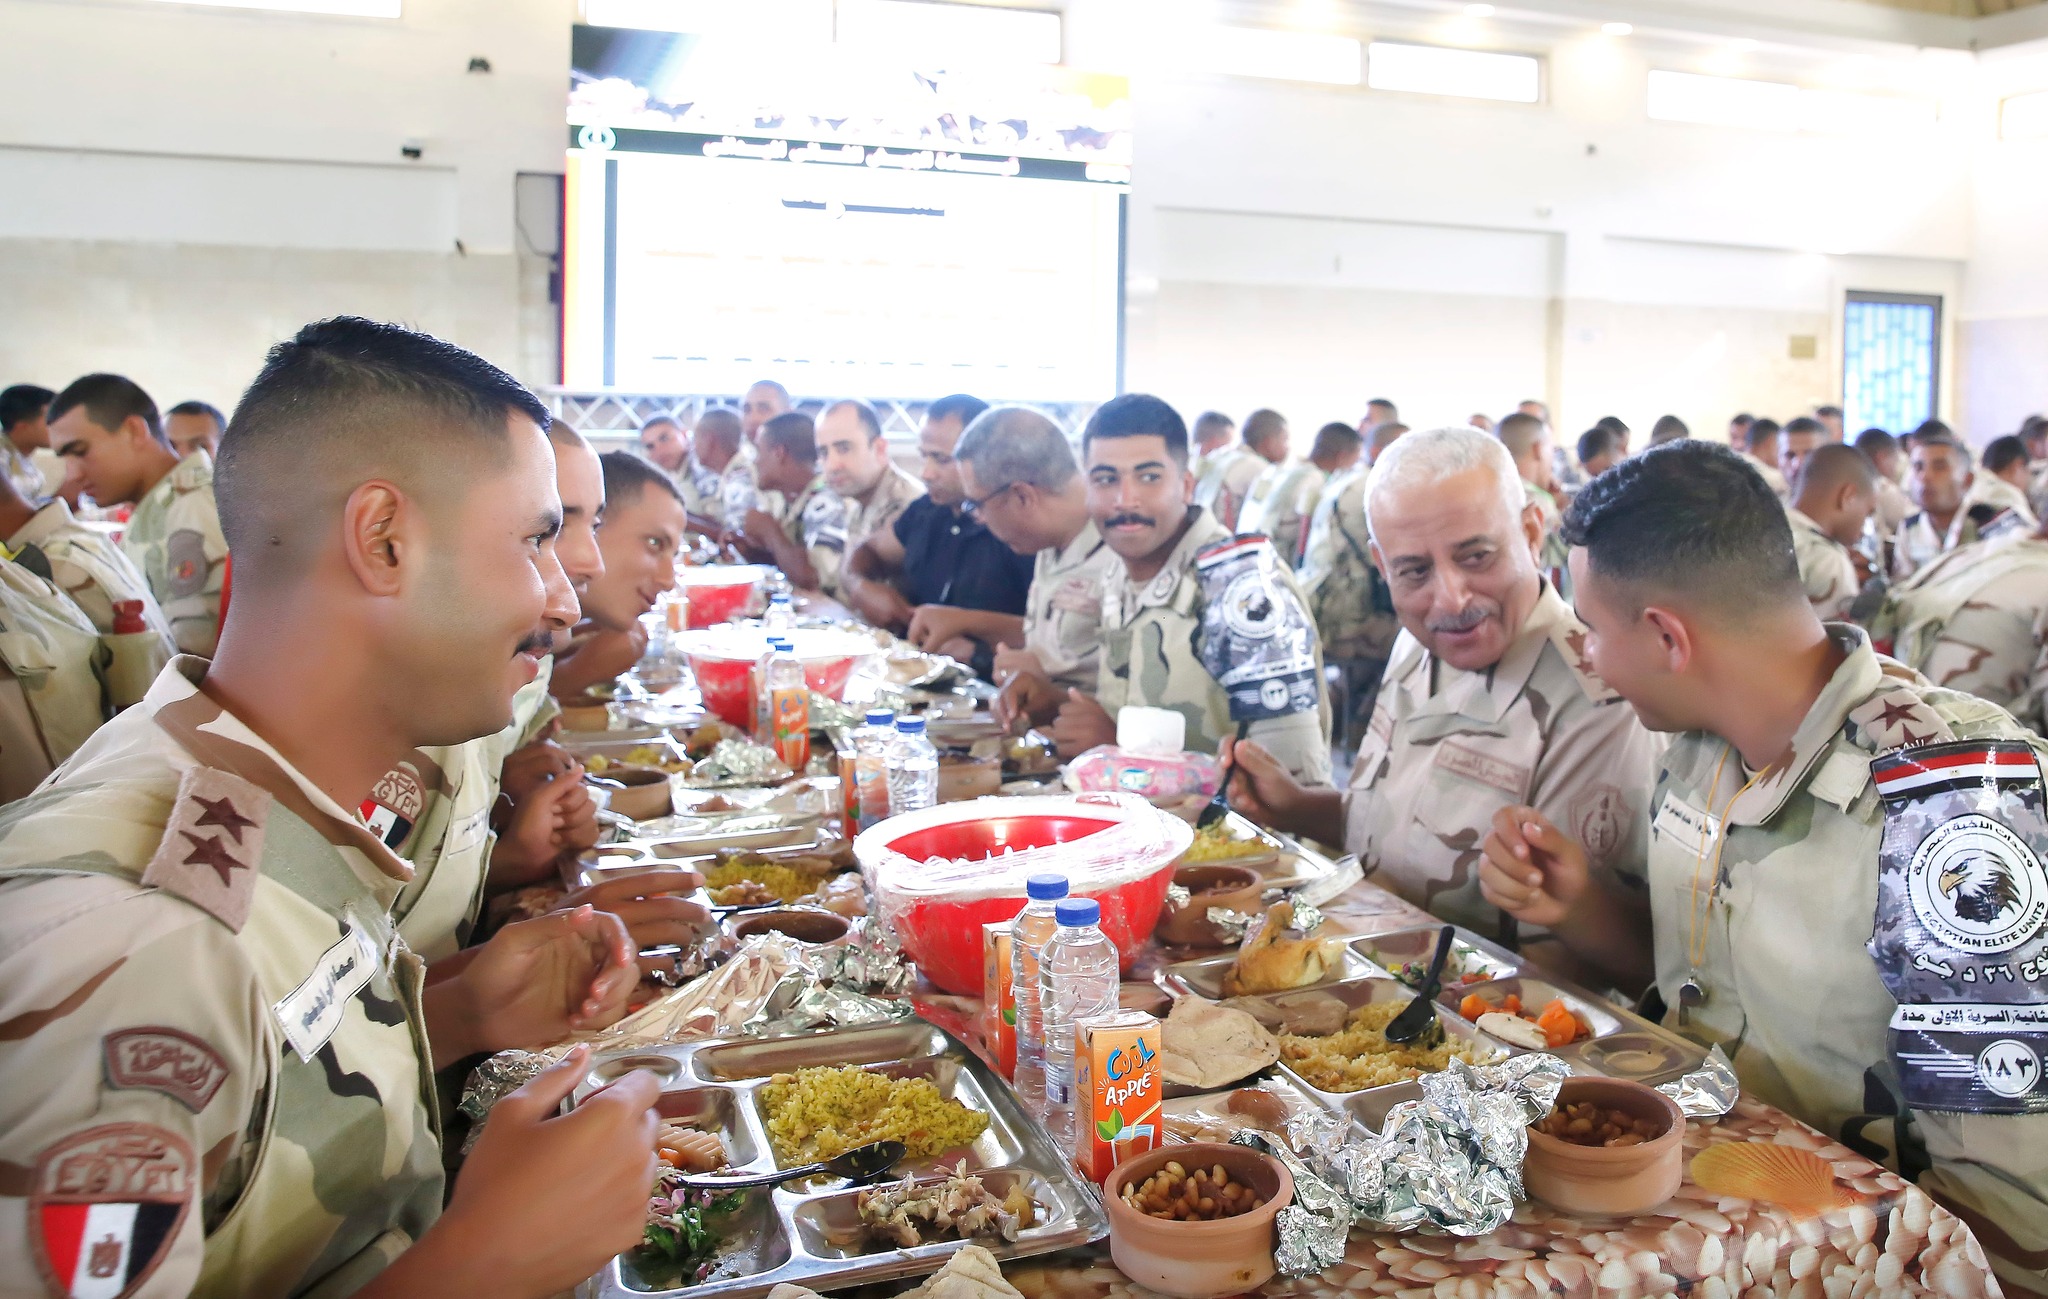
<box><xmin>844</xmin><ymin>393</ymin><xmax>1034</xmax><ymax>679</ymax></box>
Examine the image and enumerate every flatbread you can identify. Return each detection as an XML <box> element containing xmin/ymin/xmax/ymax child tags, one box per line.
<box><xmin>1159</xmin><ymin>996</ymin><xmax>1281</xmax><ymax>1089</ymax></box>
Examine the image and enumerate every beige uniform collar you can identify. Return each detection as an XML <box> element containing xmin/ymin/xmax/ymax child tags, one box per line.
<box><xmin>1384</xmin><ymin>579</ymin><xmax>1589</xmax><ymax>731</ymax></box>
<box><xmin>143</xmin><ymin>657</ymin><xmax>414</xmax><ymax>902</ymax></box>
<box><xmin>1721</xmin><ymin>625</ymin><xmax>1886</xmax><ymax>828</ymax></box>
<box><xmin>6</xmin><ymin>497</ymin><xmax>77</xmax><ymax>552</ymax></box>
<box><xmin>1785</xmin><ymin>506</ymin><xmax>1832</xmax><ymax>541</ymax></box>
<box><xmin>1109</xmin><ymin>507</ymin><xmax>1228</xmax><ymax>616</ymax></box>
<box><xmin>1045</xmin><ymin>519</ymin><xmax>1106</xmax><ymax>576</ymax></box>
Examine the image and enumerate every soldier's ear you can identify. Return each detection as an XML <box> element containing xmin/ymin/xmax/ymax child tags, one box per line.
<box><xmin>340</xmin><ymin>480</ymin><xmax>407</xmax><ymax>597</ymax></box>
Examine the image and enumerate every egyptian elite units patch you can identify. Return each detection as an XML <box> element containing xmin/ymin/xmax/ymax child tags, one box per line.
<box><xmin>1870</xmin><ymin>740</ymin><xmax>2048</xmax><ymax>1114</ymax></box>
<box><xmin>32</xmin><ymin>1124</ymin><xmax>192</xmax><ymax>1299</ymax></box>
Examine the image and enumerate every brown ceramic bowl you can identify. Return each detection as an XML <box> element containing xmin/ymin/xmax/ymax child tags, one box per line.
<box><xmin>1104</xmin><ymin>1143</ymin><xmax>1292</xmax><ymax>1299</ymax></box>
<box><xmin>1156</xmin><ymin>864</ymin><xmax>1267</xmax><ymax>948</ymax></box>
<box><xmin>591</xmin><ymin>764</ymin><xmax>672</xmax><ymax>821</ymax></box>
<box><xmin>1523</xmin><ymin>1077</ymin><xmax>1686</xmax><ymax>1217</ymax></box>
<box><xmin>728</xmin><ymin>906</ymin><xmax>851</xmax><ymax>946</ymax></box>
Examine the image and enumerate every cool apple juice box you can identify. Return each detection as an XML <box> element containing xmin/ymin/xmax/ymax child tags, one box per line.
<box><xmin>982</xmin><ymin>921</ymin><xmax>1016</xmax><ymax>1078</ymax></box>
<box><xmin>1074</xmin><ymin>1009</ymin><xmax>1161</xmax><ymax>1182</ymax></box>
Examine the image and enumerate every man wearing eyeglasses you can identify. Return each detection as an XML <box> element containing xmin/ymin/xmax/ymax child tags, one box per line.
<box><xmin>842</xmin><ymin>394</ymin><xmax>1034</xmax><ymax>677</ymax></box>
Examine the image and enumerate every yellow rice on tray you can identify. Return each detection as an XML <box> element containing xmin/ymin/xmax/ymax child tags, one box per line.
<box><xmin>1279</xmin><ymin>999</ymin><xmax>1501</xmax><ymax>1093</ymax></box>
<box><xmin>759</xmin><ymin>1065</ymin><xmax>989</xmax><ymax>1164</ymax></box>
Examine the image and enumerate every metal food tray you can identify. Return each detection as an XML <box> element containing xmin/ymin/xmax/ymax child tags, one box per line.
<box><xmin>571</xmin><ymin>1020</ymin><xmax>1110</xmax><ymax>1299</ymax></box>
<box><xmin>1153</xmin><ymin>946</ymin><xmax>1383</xmax><ymax>1001</ymax></box>
<box><xmin>1180</xmin><ymin>812</ymin><xmax>1361</xmax><ymax>904</ymax></box>
<box><xmin>1348</xmin><ymin>925</ymin><xmax>1522</xmax><ymax>991</ymax></box>
<box><xmin>1435</xmin><ymin>975</ymin><xmax>1707</xmax><ymax>1086</ymax></box>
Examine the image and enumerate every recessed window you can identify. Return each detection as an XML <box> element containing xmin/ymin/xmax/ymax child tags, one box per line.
<box><xmin>1181</xmin><ymin>25</ymin><xmax>1363</xmax><ymax>86</ymax></box>
<box><xmin>1843</xmin><ymin>292</ymin><xmax>1940</xmax><ymax>438</ymax></box>
<box><xmin>2003</xmin><ymin>90</ymin><xmax>2048</xmax><ymax>141</ymax></box>
<box><xmin>140</xmin><ymin>0</ymin><xmax>399</xmax><ymax>12</ymax></box>
<box><xmin>1366</xmin><ymin>41</ymin><xmax>1540</xmax><ymax>104</ymax></box>
<box><xmin>1648</xmin><ymin>70</ymin><xmax>1933</xmax><ymax>135</ymax></box>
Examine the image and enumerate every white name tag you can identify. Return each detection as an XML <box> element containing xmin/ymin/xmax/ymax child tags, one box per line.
<box><xmin>274</xmin><ymin>924</ymin><xmax>380</xmax><ymax>1063</ymax></box>
<box><xmin>446</xmin><ymin>806</ymin><xmax>490</xmax><ymax>857</ymax></box>
<box><xmin>1651</xmin><ymin>796</ymin><xmax>1720</xmax><ymax>859</ymax></box>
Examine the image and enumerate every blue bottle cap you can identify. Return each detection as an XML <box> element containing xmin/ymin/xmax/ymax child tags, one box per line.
<box><xmin>865</xmin><ymin>709</ymin><xmax>895</xmax><ymax>727</ymax></box>
<box><xmin>896</xmin><ymin>716</ymin><xmax>926</xmax><ymax>734</ymax></box>
<box><xmin>1025</xmin><ymin>874</ymin><xmax>1069</xmax><ymax>901</ymax></box>
<box><xmin>1054</xmin><ymin>898</ymin><xmax>1100</xmax><ymax>927</ymax></box>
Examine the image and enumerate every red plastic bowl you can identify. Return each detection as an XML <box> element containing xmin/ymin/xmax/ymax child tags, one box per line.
<box><xmin>675</xmin><ymin>565</ymin><xmax>766</xmax><ymax>628</ymax></box>
<box><xmin>678</xmin><ymin>627</ymin><xmax>875</xmax><ymax>728</ymax></box>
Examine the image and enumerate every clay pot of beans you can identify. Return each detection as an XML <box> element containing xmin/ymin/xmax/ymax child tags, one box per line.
<box><xmin>1523</xmin><ymin>1076</ymin><xmax>1686</xmax><ymax>1216</ymax></box>
<box><xmin>728</xmin><ymin>906</ymin><xmax>850</xmax><ymax>946</ymax></box>
<box><xmin>1156</xmin><ymin>865</ymin><xmax>1266</xmax><ymax>948</ymax></box>
<box><xmin>1103</xmin><ymin>1142</ymin><xmax>1292</xmax><ymax>1299</ymax></box>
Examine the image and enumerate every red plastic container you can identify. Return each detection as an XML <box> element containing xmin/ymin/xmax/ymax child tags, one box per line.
<box><xmin>674</xmin><ymin>565</ymin><xmax>767</xmax><ymax>628</ymax></box>
<box><xmin>856</xmin><ymin>794</ymin><xmax>1192</xmax><ymax>997</ymax></box>
<box><xmin>677</xmin><ymin>627</ymin><xmax>877</xmax><ymax>728</ymax></box>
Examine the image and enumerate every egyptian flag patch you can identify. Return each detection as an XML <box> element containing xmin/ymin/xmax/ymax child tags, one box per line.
<box><xmin>32</xmin><ymin>1125</ymin><xmax>192</xmax><ymax>1299</ymax></box>
<box><xmin>357</xmin><ymin>798</ymin><xmax>412</xmax><ymax>848</ymax></box>
<box><xmin>358</xmin><ymin>763</ymin><xmax>425</xmax><ymax>849</ymax></box>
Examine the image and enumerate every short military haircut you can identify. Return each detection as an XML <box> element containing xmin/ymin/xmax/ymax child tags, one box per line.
<box><xmin>748</xmin><ymin>379</ymin><xmax>791</xmax><ymax>403</ymax></box>
<box><xmin>167</xmin><ymin>399</ymin><xmax>227</xmax><ymax>432</ymax></box>
<box><xmin>549</xmin><ymin>417</ymin><xmax>591</xmax><ymax>452</ymax></box>
<box><xmin>1366</xmin><ymin>398</ymin><xmax>1399</xmax><ymax>420</ymax></box>
<box><xmin>1595</xmin><ymin>415</ymin><xmax>1629</xmax><ymax>436</ymax></box>
<box><xmin>0</xmin><ymin>385</ymin><xmax>53</xmax><ymax>432</ymax></box>
<box><xmin>1366</xmin><ymin>426</ymin><xmax>1524</xmax><ymax>539</ymax></box>
<box><xmin>1730</xmin><ymin>412</ymin><xmax>1754</xmax><ymax>430</ymax></box>
<box><xmin>48</xmin><ymin>374</ymin><xmax>165</xmax><ymax>446</ymax></box>
<box><xmin>215</xmin><ymin>316</ymin><xmax>548</xmax><ymax>578</ymax></box>
<box><xmin>1562</xmin><ymin>440</ymin><xmax>1800</xmax><ymax>616</ymax></box>
<box><xmin>1496</xmin><ymin>411</ymin><xmax>1545</xmax><ymax>460</ymax></box>
<box><xmin>1192</xmin><ymin>410</ymin><xmax>1235</xmax><ymax>441</ymax></box>
<box><xmin>1855</xmin><ymin>427</ymin><xmax>1897</xmax><ymax>458</ymax></box>
<box><xmin>599</xmin><ymin>448</ymin><xmax>683</xmax><ymax>508</ymax></box>
<box><xmin>1650</xmin><ymin>414</ymin><xmax>1689</xmax><ymax>444</ymax></box>
<box><xmin>1783</xmin><ymin>416</ymin><xmax>1824</xmax><ymax>439</ymax></box>
<box><xmin>640</xmin><ymin>414</ymin><xmax>681</xmax><ymax>435</ymax></box>
<box><xmin>1917</xmin><ymin>435</ymin><xmax>1972</xmax><ymax>470</ymax></box>
<box><xmin>1911</xmin><ymin>418</ymin><xmax>1955</xmax><ymax>442</ymax></box>
<box><xmin>1308</xmin><ymin>421</ymin><xmax>1362</xmax><ymax>463</ymax></box>
<box><xmin>695</xmin><ymin>408</ymin><xmax>743</xmax><ymax>452</ymax></box>
<box><xmin>1519</xmin><ymin>399</ymin><xmax>1550</xmax><ymax>419</ymax></box>
<box><xmin>1242</xmin><ymin>408</ymin><xmax>1287</xmax><ymax>450</ymax></box>
<box><xmin>1082</xmin><ymin>393</ymin><xmax>1188</xmax><ymax>467</ymax></box>
<box><xmin>760</xmin><ymin>411</ymin><xmax>817</xmax><ymax>464</ymax></box>
<box><xmin>927</xmin><ymin>393</ymin><xmax>989</xmax><ymax>431</ymax></box>
<box><xmin>1746</xmin><ymin>418</ymin><xmax>1781</xmax><ymax>451</ymax></box>
<box><xmin>1816</xmin><ymin>405</ymin><xmax>1843</xmax><ymax>420</ymax></box>
<box><xmin>1983</xmin><ymin>434</ymin><xmax>2028</xmax><ymax>477</ymax></box>
<box><xmin>1793</xmin><ymin>442</ymin><xmax>1875</xmax><ymax>500</ymax></box>
<box><xmin>956</xmin><ymin>406</ymin><xmax>1078</xmax><ymax>492</ymax></box>
<box><xmin>1367</xmin><ymin>422</ymin><xmax>1409</xmax><ymax>460</ymax></box>
<box><xmin>826</xmin><ymin>398</ymin><xmax>884</xmax><ymax>442</ymax></box>
<box><xmin>1577</xmin><ymin>426</ymin><xmax>1618</xmax><ymax>466</ymax></box>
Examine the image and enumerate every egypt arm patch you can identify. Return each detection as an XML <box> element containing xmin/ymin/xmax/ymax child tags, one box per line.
<box><xmin>31</xmin><ymin>1124</ymin><xmax>193</xmax><ymax>1299</ymax></box>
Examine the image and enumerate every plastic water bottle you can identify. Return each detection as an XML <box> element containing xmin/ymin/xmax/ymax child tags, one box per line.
<box><xmin>763</xmin><ymin>591</ymin><xmax>795</xmax><ymax>631</ymax></box>
<box><xmin>1010</xmin><ymin>874</ymin><xmax>1069</xmax><ymax>1120</ymax></box>
<box><xmin>752</xmin><ymin>637</ymin><xmax>789</xmax><ymax>742</ymax></box>
<box><xmin>1039</xmin><ymin>898</ymin><xmax>1120</xmax><ymax>1159</ymax></box>
<box><xmin>767</xmin><ymin>639</ymin><xmax>810</xmax><ymax>770</ymax></box>
<box><xmin>886</xmin><ymin>716</ymin><xmax>939</xmax><ymax>815</ymax></box>
<box><xmin>852</xmin><ymin>709</ymin><xmax>895</xmax><ymax>830</ymax></box>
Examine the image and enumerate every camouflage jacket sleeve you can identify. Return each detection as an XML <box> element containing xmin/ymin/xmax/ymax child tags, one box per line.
<box><xmin>0</xmin><ymin>875</ymin><xmax>270</xmax><ymax>1299</ymax></box>
<box><xmin>1917</xmin><ymin>599</ymin><xmax>2041</xmax><ymax>731</ymax></box>
<box><xmin>157</xmin><ymin>494</ymin><xmax>228</xmax><ymax>658</ymax></box>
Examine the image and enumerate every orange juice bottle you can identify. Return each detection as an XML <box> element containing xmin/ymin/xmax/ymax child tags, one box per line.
<box><xmin>1073</xmin><ymin>1009</ymin><xmax>1161</xmax><ymax>1183</ymax></box>
<box><xmin>982</xmin><ymin>921</ymin><xmax>1016</xmax><ymax>1078</ymax></box>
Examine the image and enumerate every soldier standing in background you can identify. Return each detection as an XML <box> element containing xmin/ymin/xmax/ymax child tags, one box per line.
<box><xmin>1785</xmin><ymin>444</ymin><xmax>1877</xmax><ymax>623</ymax></box>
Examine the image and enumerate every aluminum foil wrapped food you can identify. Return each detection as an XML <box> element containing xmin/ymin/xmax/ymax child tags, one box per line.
<box><xmin>685</xmin><ymin>738</ymin><xmax>794</xmax><ymax>787</ymax></box>
<box><xmin>456</xmin><ymin>1049</ymin><xmax>554</xmax><ymax>1153</ymax></box>
<box><xmin>737</xmin><ymin>915</ymin><xmax>917</xmax><ymax>1037</ymax></box>
<box><xmin>1659</xmin><ymin>1044</ymin><xmax>1740</xmax><ymax>1117</ymax></box>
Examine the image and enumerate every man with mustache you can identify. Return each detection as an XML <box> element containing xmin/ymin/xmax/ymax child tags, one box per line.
<box><xmin>1224</xmin><ymin>426</ymin><xmax>1661</xmax><ymax>985</ymax></box>
<box><xmin>1052</xmin><ymin>394</ymin><xmax>1331</xmax><ymax>783</ymax></box>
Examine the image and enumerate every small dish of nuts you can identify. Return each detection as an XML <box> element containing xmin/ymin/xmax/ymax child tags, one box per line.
<box><xmin>1534</xmin><ymin>1098</ymin><xmax>1669</xmax><ymax>1148</ymax></box>
<box><xmin>1103</xmin><ymin>1143</ymin><xmax>1293</xmax><ymax>1299</ymax></box>
<box><xmin>1119</xmin><ymin>1159</ymin><xmax>1268</xmax><ymax>1221</ymax></box>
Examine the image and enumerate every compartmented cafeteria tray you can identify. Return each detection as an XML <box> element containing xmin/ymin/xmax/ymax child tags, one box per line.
<box><xmin>571</xmin><ymin>1020</ymin><xmax>1110</xmax><ymax>1299</ymax></box>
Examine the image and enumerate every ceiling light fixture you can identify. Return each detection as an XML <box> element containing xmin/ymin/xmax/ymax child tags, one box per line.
<box><xmin>1602</xmin><ymin>21</ymin><xmax>1633</xmax><ymax>35</ymax></box>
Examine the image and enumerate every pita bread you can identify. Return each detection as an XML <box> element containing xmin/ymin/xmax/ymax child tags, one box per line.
<box><xmin>1159</xmin><ymin>996</ymin><xmax>1280</xmax><ymax>1089</ymax></box>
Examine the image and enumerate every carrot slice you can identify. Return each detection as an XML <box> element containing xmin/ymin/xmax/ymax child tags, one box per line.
<box><xmin>1459</xmin><ymin>993</ymin><xmax>1489</xmax><ymax>1021</ymax></box>
<box><xmin>1537</xmin><ymin>999</ymin><xmax>1580</xmax><ymax>1047</ymax></box>
<box><xmin>1502</xmin><ymin>994</ymin><xmax>1522</xmax><ymax>1015</ymax></box>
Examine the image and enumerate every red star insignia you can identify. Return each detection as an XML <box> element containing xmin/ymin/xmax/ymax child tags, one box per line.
<box><xmin>1873</xmin><ymin>698</ymin><xmax>1921</xmax><ymax>730</ymax></box>
<box><xmin>181</xmin><ymin>831</ymin><xmax>247</xmax><ymax>888</ymax></box>
<box><xmin>192</xmin><ymin>794</ymin><xmax>256</xmax><ymax>844</ymax></box>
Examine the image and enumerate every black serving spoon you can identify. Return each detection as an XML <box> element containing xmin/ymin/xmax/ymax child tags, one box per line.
<box><xmin>673</xmin><ymin>1140</ymin><xmax>906</xmax><ymax>1191</ymax></box>
<box><xmin>1382</xmin><ymin>926</ymin><xmax>1455</xmax><ymax>1046</ymax></box>
<box><xmin>1196</xmin><ymin>720</ymin><xmax>1254</xmax><ymax>830</ymax></box>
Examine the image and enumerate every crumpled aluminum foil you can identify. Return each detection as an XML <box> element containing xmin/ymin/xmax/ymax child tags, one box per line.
<box><xmin>1282</xmin><ymin>898</ymin><xmax>1325</xmax><ymax>935</ymax></box>
<box><xmin>1659</xmin><ymin>1045</ymin><xmax>1740</xmax><ymax>1117</ymax></box>
<box><xmin>684</xmin><ymin>738</ymin><xmax>794</xmax><ymax>787</ymax></box>
<box><xmin>807</xmin><ymin>691</ymin><xmax>863</xmax><ymax>733</ymax></box>
<box><xmin>1233</xmin><ymin>1052</ymin><xmax>1571</xmax><ymax>1274</ymax></box>
<box><xmin>737</xmin><ymin>916</ymin><xmax>915</xmax><ymax>1036</ymax></box>
<box><xmin>1164</xmin><ymin>882</ymin><xmax>1191</xmax><ymax>909</ymax></box>
<box><xmin>456</xmin><ymin>1049</ymin><xmax>554</xmax><ymax>1154</ymax></box>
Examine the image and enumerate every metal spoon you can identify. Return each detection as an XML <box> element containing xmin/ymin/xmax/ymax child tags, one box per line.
<box><xmin>1197</xmin><ymin>720</ymin><xmax>1254</xmax><ymax>829</ymax></box>
<box><xmin>672</xmin><ymin>1140</ymin><xmax>906</xmax><ymax>1190</ymax></box>
<box><xmin>1382</xmin><ymin>926</ymin><xmax>1455</xmax><ymax>1046</ymax></box>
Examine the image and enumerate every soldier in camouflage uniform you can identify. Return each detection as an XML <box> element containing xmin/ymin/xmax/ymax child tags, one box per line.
<box><xmin>1052</xmin><ymin>395</ymin><xmax>1331</xmax><ymax>785</ymax></box>
<box><xmin>1299</xmin><ymin>464</ymin><xmax>1403</xmax><ymax>737</ymax></box>
<box><xmin>1239</xmin><ymin>421</ymin><xmax>1361</xmax><ymax>568</ymax></box>
<box><xmin>1484</xmin><ymin>441</ymin><xmax>2048</xmax><ymax>1295</ymax></box>
<box><xmin>0</xmin><ymin>320</ymin><xmax>668</xmax><ymax>1298</ymax></box>
<box><xmin>817</xmin><ymin>400</ymin><xmax>924</xmax><ymax>601</ymax></box>
<box><xmin>1228</xmin><ymin>427</ymin><xmax>1660</xmax><ymax>984</ymax></box>
<box><xmin>0</xmin><ymin>554</ymin><xmax>118</xmax><ymax>800</ymax></box>
<box><xmin>1869</xmin><ymin>532</ymin><xmax>2048</xmax><ymax>733</ymax></box>
<box><xmin>738</xmin><ymin>414</ymin><xmax>844</xmax><ymax>593</ymax></box>
<box><xmin>0</xmin><ymin>383</ymin><xmax>54</xmax><ymax>502</ymax></box>
<box><xmin>1784</xmin><ymin>443</ymin><xmax>1877</xmax><ymax>624</ymax></box>
<box><xmin>46</xmin><ymin>375</ymin><xmax>227</xmax><ymax>657</ymax></box>
<box><xmin>1192</xmin><ymin>410</ymin><xmax>1286</xmax><ymax>532</ymax></box>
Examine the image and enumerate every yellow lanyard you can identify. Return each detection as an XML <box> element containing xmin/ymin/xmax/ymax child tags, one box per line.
<box><xmin>1686</xmin><ymin>746</ymin><xmax>1775</xmax><ymax>977</ymax></box>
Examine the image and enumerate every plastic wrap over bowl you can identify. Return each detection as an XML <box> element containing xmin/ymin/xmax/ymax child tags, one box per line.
<box><xmin>678</xmin><ymin>626</ymin><xmax>878</xmax><ymax>728</ymax></box>
<box><xmin>854</xmin><ymin>792</ymin><xmax>1193</xmax><ymax>995</ymax></box>
<box><xmin>674</xmin><ymin>564</ymin><xmax>769</xmax><ymax>628</ymax></box>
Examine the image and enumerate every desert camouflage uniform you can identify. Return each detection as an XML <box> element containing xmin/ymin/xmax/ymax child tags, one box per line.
<box><xmin>122</xmin><ymin>454</ymin><xmax>228</xmax><ymax>657</ymax></box>
<box><xmin>10</xmin><ymin>496</ymin><xmax>176</xmax><ymax>708</ymax></box>
<box><xmin>0</xmin><ymin>658</ymin><xmax>442</xmax><ymax>1298</ymax></box>
<box><xmin>1873</xmin><ymin>475</ymin><xmax>1911</xmax><ymax>537</ymax></box>
<box><xmin>715</xmin><ymin>445</ymin><xmax>761</xmax><ymax>534</ymax></box>
<box><xmin>1238</xmin><ymin>461</ymin><xmax>1326</xmax><ymax>567</ymax></box>
<box><xmin>387</xmin><ymin>663</ymin><xmax>559</xmax><ymax>961</ymax></box>
<box><xmin>1868</xmin><ymin>536</ymin><xmax>2048</xmax><ymax>734</ymax></box>
<box><xmin>1891</xmin><ymin>508</ymin><xmax>2000</xmax><ymax>581</ymax></box>
<box><xmin>1965</xmin><ymin>473</ymin><xmax>2037</xmax><ymax>529</ymax></box>
<box><xmin>1299</xmin><ymin>467</ymin><xmax>1402</xmax><ymax>739</ymax></box>
<box><xmin>0</xmin><ymin>557</ymin><xmax>115</xmax><ymax>800</ymax></box>
<box><xmin>772</xmin><ymin>477</ymin><xmax>846</xmax><ymax>594</ymax></box>
<box><xmin>1097</xmin><ymin>508</ymin><xmax>1331</xmax><ymax>785</ymax></box>
<box><xmin>1022</xmin><ymin>520</ymin><xmax>1116</xmax><ymax>695</ymax></box>
<box><xmin>840</xmin><ymin>463</ymin><xmax>924</xmax><ymax>561</ymax></box>
<box><xmin>2</xmin><ymin>440</ymin><xmax>46</xmax><ymax>500</ymax></box>
<box><xmin>1192</xmin><ymin>448</ymin><xmax>1268</xmax><ymax>532</ymax></box>
<box><xmin>1786</xmin><ymin>507</ymin><xmax>1861</xmax><ymax>622</ymax></box>
<box><xmin>1641</xmin><ymin>627</ymin><xmax>2047</xmax><ymax>1294</ymax></box>
<box><xmin>1740</xmin><ymin>451</ymin><xmax>1789</xmax><ymax>498</ymax></box>
<box><xmin>1525</xmin><ymin>481</ymin><xmax>1568</xmax><ymax>580</ymax></box>
<box><xmin>1345</xmin><ymin>580</ymin><xmax>1662</xmax><ymax>968</ymax></box>
<box><xmin>676</xmin><ymin>452</ymin><xmax>718</xmax><ymax>518</ymax></box>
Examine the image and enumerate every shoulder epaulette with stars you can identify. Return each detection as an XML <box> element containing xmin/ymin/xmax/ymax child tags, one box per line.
<box><xmin>141</xmin><ymin>767</ymin><xmax>269</xmax><ymax>932</ymax></box>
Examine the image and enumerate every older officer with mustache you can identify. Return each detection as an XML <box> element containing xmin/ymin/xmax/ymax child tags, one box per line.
<box><xmin>1223</xmin><ymin>426</ymin><xmax>1663</xmax><ymax>988</ymax></box>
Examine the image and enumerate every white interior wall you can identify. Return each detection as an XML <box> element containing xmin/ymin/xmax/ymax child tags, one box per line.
<box><xmin>0</xmin><ymin>0</ymin><xmax>2038</xmax><ymax>443</ymax></box>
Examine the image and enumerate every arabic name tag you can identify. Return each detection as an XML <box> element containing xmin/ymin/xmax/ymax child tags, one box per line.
<box><xmin>1651</xmin><ymin>795</ymin><xmax>1719</xmax><ymax>859</ymax></box>
<box><xmin>1869</xmin><ymin>740</ymin><xmax>2048</xmax><ymax>1114</ymax></box>
<box><xmin>446</xmin><ymin>806</ymin><xmax>490</xmax><ymax>858</ymax></box>
<box><xmin>274</xmin><ymin>924</ymin><xmax>381</xmax><ymax>1063</ymax></box>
